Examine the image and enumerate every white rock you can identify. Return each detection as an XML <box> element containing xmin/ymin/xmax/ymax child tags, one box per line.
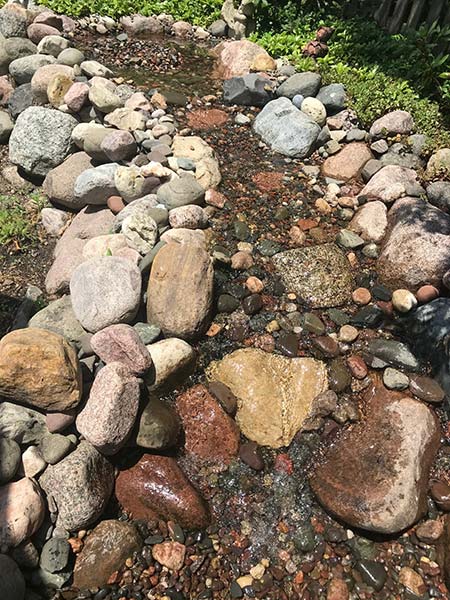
<box><xmin>392</xmin><ymin>289</ymin><xmax>418</xmax><ymax>313</ymax></box>
<box><xmin>146</xmin><ymin>338</ymin><xmax>196</xmax><ymax>389</ymax></box>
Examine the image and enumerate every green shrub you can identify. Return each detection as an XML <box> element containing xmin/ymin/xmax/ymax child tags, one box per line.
<box><xmin>37</xmin><ymin>0</ymin><xmax>222</xmax><ymax>23</ymax></box>
<box><xmin>0</xmin><ymin>194</ymin><xmax>46</xmax><ymax>248</ymax></box>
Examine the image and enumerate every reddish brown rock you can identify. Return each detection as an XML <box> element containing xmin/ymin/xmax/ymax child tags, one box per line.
<box><xmin>90</xmin><ymin>324</ymin><xmax>152</xmax><ymax>375</ymax></box>
<box><xmin>73</xmin><ymin>520</ymin><xmax>142</xmax><ymax>589</ymax></box>
<box><xmin>311</xmin><ymin>379</ymin><xmax>440</xmax><ymax>534</ymax></box>
<box><xmin>409</xmin><ymin>375</ymin><xmax>445</xmax><ymax>404</ymax></box>
<box><xmin>107</xmin><ymin>195</ymin><xmax>125</xmax><ymax>214</ymax></box>
<box><xmin>415</xmin><ymin>519</ymin><xmax>444</xmax><ymax>543</ymax></box>
<box><xmin>431</xmin><ymin>480</ymin><xmax>450</xmax><ymax>511</ymax></box>
<box><xmin>0</xmin><ymin>76</ymin><xmax>14</xmax><ymax>105</ymax></box>
<box><xmin>252</xmin><ymin>171</ymin><xmax>284</xmax><ymax>192</ymax></box>
<box><xmin>152</xmin><ymin>541</ymin><xmax>186</xmax><ymax>571</ymax></box>
<box><xmin>346</xmin><ymin>355</ymin><xmax>368</xmax><ymax>379</ymax></box>
<box><xmin>115</xmin><ymin>455</ymin><xmax>210</xmax><ymax>529</ymax></box>
<box><xmin>205</xmin><ymin>189</ymin><xmax>227</xmax><ymax>208</ymax></box>
<box><xmin>416</xmin><ymin>285</ymin><xmax>439</xmax><ymax>304</ymax></box>
<box><xmin>321</xmin><ymin>143</ymin><xmax>373</xmax><ymax>181</ymax></box>
<box><xmin>327</xmin><ymin>578</ymin><xmax>349</xmax><ymax>600</ymax></box>
<box><xmin>187</xmin><ymin>109</ymin><xmax>228</xmax><ymax>129</ymax></box>
<box><xmin>176</xmin><ymin>384</ymin><xmax>240</xmax><ymax>470</ymax></box>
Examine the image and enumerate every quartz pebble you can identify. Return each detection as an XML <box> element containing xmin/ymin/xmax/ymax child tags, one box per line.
<box><xmin>392</xmin><ymin>289</ymin><xmax>418</xmax><ymax>313</ymax></box>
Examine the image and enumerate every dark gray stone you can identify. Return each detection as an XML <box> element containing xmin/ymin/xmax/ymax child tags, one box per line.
<box><xmin>316</xmin><ymin>83</ymin><xmax>346</xmax><ymax>114</ymax></box>
<box><xmin>427</xmin><ymin>181</ymin><xmax>450</xmax><ymax>213</ymax></box>
<box><xmin>276</xmin><ymin>72</ymin><xmax>321</xmax><ymax>99</ymax></box>
<box><xmin>223</xmin><ymin>73</ymin><xmax>274</xmax><ymax>106</ymax></box>
<box><xmin>0</xmin><ymin>437</ymin><xmax>21</xmax><ymax>483</ymax></box>
<box><xmin>8</xmin><ymin>83</ymin><xmax>35</xmax><ymax>120</ymax></box>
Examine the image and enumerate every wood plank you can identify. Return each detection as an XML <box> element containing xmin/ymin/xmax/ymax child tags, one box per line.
<box><xmin>375</xmin><ymin>0</ymin><xmax>395</xmax><ymax>28</ymax></box>
<box><xmin>406</xmin><ymin>0</ymin><xmax>427</xmax><ymax>29</ymax></box>
<box><xmin>388</xmin><ymin>0</ymin><xmax>412</xmax><ymax>33</ymax></box>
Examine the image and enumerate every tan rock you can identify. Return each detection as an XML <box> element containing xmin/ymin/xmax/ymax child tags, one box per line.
<box><xmin>0</xmin><ymin>328</ymin><xmax>82</xmax><ymax>411</ymax></box>
<box><xmin>399</xmin><ymin>567</ymin><xmax>426</xmax><ymax>596</ymax></box>
<box><xmin>206</xmin><ymin>348</ymin><xmax>328</xmax><ymax>448</ymax></box>
<box><xmin>152</xmin><ymin>541</ymin><xmax>186</xmax><ymax>571</ymax></box>
<box><xmin>47</xmin><ymin>73</ymin><xmax>73</xmax><ymax>108</ymax></box>
<box><xmin>172</xmin><ymin>135</ymin><xmax>221</xmax><ymax>190</ymax></box>
<box><xmin>321</xmin><ymin>142</ymin><xmax>372</xmax><ymax>181</ymax></box>
<box><xmin>147</xmin><ymin>244</ymin><xmax>213</xmax><ymax>341</ymax></box>
<box><xmin>212</xmin><ymin>40</ymin><xmax>276</xmax><ymax>78</ymax></box>
<box><xmin>0</xmin><ymin>478</ymin><xmax>45</xmax><ymax>548</ymax></box>
<box><xmin>31</xmin><ymin>63</ymin><xmax>74</xmax><ymax>103</ymax></box>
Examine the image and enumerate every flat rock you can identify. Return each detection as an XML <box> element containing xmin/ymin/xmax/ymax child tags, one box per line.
<box><xmin>360</xmin><ymin>165</ymin><xmax>422</xmax><ymax>203</ymax></box>
<box><xmin>115</xmin><ymin>454</ymin><xmax>210</xmax><ymax>529</ymax></box>
<box><xmin>176</xmin><ymin>384</ymin><xmax>240</xmax><ymax>470</ymax></box>
<box><xmin>206</xmin><ymin>348</ymin><xmax>328</xmax><ymax>448</ymax></box>
<box><xmin>321</xmin><ymin>142</ymin><xmax>372</xmax><ymax>181</ymax></box>
<box><xmin>349</xmin><ymin>201</ymin><xmax>387</xmax><ymax>243</ymax></box>
<box><xmin>310</xmin><ymin>380</ymin><xmax>439</xmax><ymax>534</ymax></box>
<box><xmin>272</xmin><ymin>243</ymin><xmax>354</xmax><ymax>308</ymax></box>
<box><xmin>73</xmin><ymin>520</ymin><xmax>142</xmax><ymax>590</ymax></box>
<box><xmin>91</xmin><ymin>324</ymin><xmax>152</xmax><ymax>375</ymax></box>
<box><xmin>70</xmin><ymin>256</ymin><xmax>142</xmax><ymax>333</ymax></box>
<box><xmin>0</xmin><ymin>328</ymin><xmax>82</xmax><ymax>411</ymax></box>
<box><xmin>76</xmin><ymin>362</ymin><xmax>141</xmax><ymax>455</ymax></box>
<box><xmin>378</xmin><ymin>197</ymin><xmax>450</xmax><ymax>290</ymax></box>
<box><xmin>9</xmin><ymin>106</ymin><xmax>77</xmax><ymax>177</ymax></box>
<box><xmin>147</xmin><ymin>243</ymin><xmax>213</xmax><ymax>341</ymax></box>
<box><xmin>39</xmin><ymin>441</ymin><xmax>114</xmax><ymax>531</ymax></box>
<box><xmin>253</xmin><ymin>97</ymin><xmax>321</xmax><ymax>158</ymax></box>
<box><xmin>0</xmin><ymin>478</ymin><xmax>45</xmax><ymax>548</ymax></box>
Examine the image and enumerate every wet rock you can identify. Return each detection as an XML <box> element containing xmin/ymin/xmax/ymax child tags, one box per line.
<box><xmin>206</xmin><ymin>348</ymin><xmax>327</xmax><ymax>448</ymax></box>
<box><xmin>9</xmin><ymin>106</ymin><xmax>77</xmax><ymax>177</ymax></box>
<box><xmin>382</xmin><ymin>367</ymin><xmax>409</xmax><ymax>390</ymax></box>
<box><xmin>0</xmin><ymin>328</ymin><xmax>82</xmax><ymax>411</ymax></box>
<box><xmin>398</xmin><ymin>567</ymin><xmax>426</xmax><ymax>596</ymax></box>
<box><xmin>223</xmin><ymin>73</ymin><xmax>274</xmax><ymax>106</ymax></box>
<box><xmin>40</xmin><ymin>441</ymin><xmax>114</xmax><ymax>531</ymax></box>
<box><xmin>91</xmin><ymin>324</ymin><xmax>152</xmax><ymax>375</ymax></box>
<box><xmin>356</xmin><ymin>560</ymin><xmax>387</xmax><ymax>592</ymax></box>
<box><xmin>70</xmin><ymin>256</ymin><xmax>142</xmax><ymax>333</ymax></box>
<box><xmin>360</xmin><ymin>165</ymin><xmax>422</xmax><ymax>203</ymax></box>
<box><xmin>367</xmin><ymin>338</ymin><xmax>419</xmax><ymax>371</ymax></box>
<box><xmin>349</xmin><ymin>201</ymin><xmax>387</xmax><ymax>243</ymax></box>
<box><xmin>153</xmin><ymin>541</ymin><xmax>185</xmax><ymax>571</ymax></box>
<box><xmin>311</xmin><ymin>381</ymin><xmax>439</xmax><ymax>534</ymax></box>
<box><xmin>115</xmin><ymin>455</ymin><xmax>210</xmax><ymax>529</ymax></box>
<box><xmin>378</xmin><ymin>197</ymin><xmax>450</xmax><ymax>290</ymax></box>
<box><xmin>409</xmin><ymin>375</ymin><xmax>445</xmax><ymax>403</ymax></box>
<box><xmin>272</xmin><ymin>244</ymin><xmax>354</xmax><ymax>308</ymax></box>
<box><xmin>134</xmin><ymin>395</ymin><xmax>180</xmax><ymax>450</ymax></box>
<box><xmin>253</xmin><ymin>97</ymin><xmax>321</xmax><ymax>158</ymax></box>
<box><xmin>76</xmin><ymin>362</ymin><xmax>140</xmax><ymax>455</ymax></box>
<box><xmin>0</xmin><ymin>555</ymin><xmax>25</xmax><ymax>600</ymax></box>
<box><xmin>73</xmin><ymin>520</ymin><xmax>142</xmax><ymax>589</ymax></box>
<box><xmin>212</xmin><ymin>39</ymin><xmax>276</xmax><ymax>78</ymax></box>
<box><xmin>0</xmin><ymin>478</ymin><xmax>45</xmax><ymax>548</ymax></box>
<box><xmin>370</xmin><ymin>110</ymin><xmax>414</xmax><ymax>137</ymax></box>
<box><xmin>176</xmin><ymin>384</ymin><xmax>240</xmax><ymax>470</ymax></box>
<box><xmin>322</xmin><ymin>142</ymin><xmax>372</xmax><ymax>180</ymax></box>
<box><xmin>431</xmin><ymin>480</ymin><xmax>450</xmax><ymax>510</ymax></box>
<box><xmin>147</xmin><ymin>243</ymin><xmax>213</xmax><ymax>341</ymax></box>
<box><xmin>0</xmin><ymin>437</ymin><xmax>20</xmax><ymax>483</ymax></box>
<box><xmin>146</xmin><ymin>338</ymin><xmax>196</xmax><ymax>390</ymax></box>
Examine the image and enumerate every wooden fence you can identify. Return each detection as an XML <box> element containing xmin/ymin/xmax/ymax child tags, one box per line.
<box><xmin>373</xmin><ymin>0</ymin><xmax>450</xmax><ymax>34</ymax></box>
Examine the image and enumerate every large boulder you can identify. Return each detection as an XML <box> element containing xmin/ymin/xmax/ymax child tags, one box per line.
<box><xmin>223</xmin><ymin>73</ymin><xmax>274</xmax><ymax>106</ymax></box>
<box><xmin>9</xmin><ymin>106</ymin><xmax>77</xmax><ymax>177</ymax></box>
<box><xmin>253</xmin><ymin>97</ymin><xmax>321</xmax><ymax>158</ymax></box>
<box><xmin>369</xmin><ymin>110</ymin><xmax>414</xmax><ymax>138</ymax></box>
<box><xmin>0</xmin><ymin>478</ymin><xmax>45</xmax><ymax>548</ymax></box>
<box><xmin>43</xmin><ymin>151</ymin><xmax>95</xmax><ymax>210</ymax></box>
<box><xmin>29</xmin><ymin>295</ymin><xmax>87</xmax><ymax>349</ymax></box>
<box><xmin>0</xmin><ymin>328</ymin><xmax>82</xmax><ymax>411</ymax></box>
<box><xmin>378</xmin><ymin>197</ymin><xmax>450</xmax><ymax>290</ymax></box>
<box><xmin>147</xmin><ymin>243</ymin><xmax>213</xmax><ymax>341</ymax></box>
<box><xmin>39</xmin><ymin>441</ymin><xmax>114</xmax><ymax>531</ymax></box>
<box><xmin>206</xmin><ymin>348</ymin><xmax>328</xmax><ymax>448</ymax></box>
<box><xmin>272</xmin><ymin>243</ymin><xmax>354</xmax><ymax>308</ymax></box>
<box><xmin>115</xmin><ymin>455</ymin><xmax>210</xmax><ymax>529</ymax></box>
<box><xmin>73</xmin><ymin>520</ymin><xmax>142</xmax><ymax>590</ymax></box>
<box><xmin>9</xmin><ymin>53</ymin><xmax>55</xmax><ymax>85</ymax></box>
<box><xmin>31</xmin><ymin>63</ymin><xmax>74</xmax><ymax>103</ymax></box>
<box><xmin>70</xmin><ymin>256</ymin><xmax>142</xmax><ymax>333</ymax></box>
<box><xmin>310</xmin><ymin>380</ymin><xmax>439</xmax><ymax>534</ymax></box>
<box><xmin>212</xmin><ymin>39</ymin><xmax>276</xmax><ymax>78</ymax></box>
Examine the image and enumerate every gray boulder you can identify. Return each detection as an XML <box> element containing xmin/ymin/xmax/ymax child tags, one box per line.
<box><xmin>316</xmin><ymin>83</ymin><xmax>346</xmax><ymax>114</ymax></box>
<box><xmin>70</xmin><ymin>256</ymin><xmax>142</xmax><ymax>333</ymax></box>
<box><xmin>427</xmin><ymin>181</ymin><xmax>450</xmax><ymax>213</ymax></box>
<box><xmin>157</xmin><ymin>175</ymin><xmax>205</xmax><ymax>210</ymax></box>
<box><xmin>276</xmin><ymin>72</ymin><xmax>321</xmax><ymax>99</ymax></box>
<box><xmin>9</xmin><ymin>107</ymin><xmax>77</xmax><ymax>177</ymax></box>
<box><xmin>29</xmin><ymin>295</ymin><xmax>87</xmax><ymax>349</ymax></box>
<box><xmin>223</xmin><ymin>73</ymin><xmax>274</xmax><ymax>106</ymax></box>
<box><xmin>0</xmin><ymin>37</ymin><xmax>37</xmax><ymax>75</ymax></box>
<box><xmin>9</xmin><ymin>53</ymin><xmax>56</xmax><ymax>85</ymax></box>
<box><xmin>253</xmin><ymin>97</ymin><xmax>321</xmax><ymax>158</ymax></box>
<box><xmin>8</xmin><ymin>83</ymin><xmax>34</xmax><ymax>120</ymax></box>
<box><xmin>74</xmin><ymin>163</ymin><xmax>119</xmax><ymax>206</ymax></box>
<box><xmin>0</xmin><ymin>109</ymin><xmax>13</xmax><ymax>143</ymax></box>
<box><xmin>0</xmin><ymin>8</ymin><xmax>27</xmax><ymax>38</ymax></box>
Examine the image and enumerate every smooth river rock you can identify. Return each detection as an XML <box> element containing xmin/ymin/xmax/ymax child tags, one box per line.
<box><xmin>206</xmin><ymin>348</ymin><xmax>328</xmax><ymax>448</ymax></box>
<box><xmin>0</xmin><ymin>478</ymin><xmax>45</xmax><ymax>548</ymax></box>
<box><xmin>147</xmin><ymin>243</ymin><xmax>213</xmax><ymax>341</ymax></box>
<box><xmin>0</xmin><ymin>328</ymin><xmax>82</xmax><ymax>411</ymax></box>
<box><xmin>310</xmin><ymin>380</ymin><xmax>440</xmax><ymax>534</ymax></box>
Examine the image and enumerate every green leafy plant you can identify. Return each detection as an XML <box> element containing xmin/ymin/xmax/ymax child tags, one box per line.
<box><xmin>0</xmin><ymin>193</ymin><xmax>46</xmax><ymax>248</ymax></box>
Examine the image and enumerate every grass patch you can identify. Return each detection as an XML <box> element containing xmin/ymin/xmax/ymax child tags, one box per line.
<box><xmin>0</xmin><ymin>193</ymin><xmax>47</xmax><ymax>250</ymax></box>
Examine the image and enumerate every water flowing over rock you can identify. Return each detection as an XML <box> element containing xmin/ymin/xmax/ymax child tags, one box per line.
<box><xmin>206</xmin><ymin>348</ymin><xmax>328</xmax><ymax>448</ymax></box>
<box><xmin>377</xmin><ymin>197</ymin><xmax>450</xmax><ymax>290</ymax></box>
<box><xmin>115</xmin><ymin>455</ymin><xmax>210</xmax><ymax>529</ymax></box>
<box><xmin>272</xmin><ymin>244</ymin><xmax>354</xmax><ymax>308</ymax></box>
<box><xmin>40</xmin><ymin>441</ymin><xmax>114</xmax><ymax>531</ymax></box>
<box><xmin>253</xmin><ymin>97</ymin><xmax>321</xmax><ymax>158</ymax></box>
<box><xmin>0</xmin><ymin>328</ymin><xmax>82</xmax><ymax>411</ymax></box>
<box><xmin>311</xmin><ymin>380</ymin><xmax>440</xmax><ymax>534</ymax></box>
<box><xmin>147</xmin><ymin>243</ymin><xmax>213</xmax><ymax>341</ymax></box>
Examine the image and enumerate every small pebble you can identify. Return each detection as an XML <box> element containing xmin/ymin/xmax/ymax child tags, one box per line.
<box><xmin>352</xmin><ymin>287</ymin><xmax>372</xmax><ymax>305</ymax></box>
<box><xmin>392</xmin><ymin>289</ymin><xmax>417</xmax><ymax>313</ymax></box>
